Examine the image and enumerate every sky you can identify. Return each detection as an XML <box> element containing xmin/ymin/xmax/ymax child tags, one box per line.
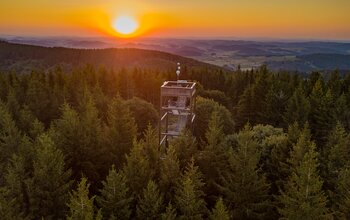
<box><xmin>1</xmin><ymin>0</ymin><xmax>350</xmax><ymax>40</ymax></box>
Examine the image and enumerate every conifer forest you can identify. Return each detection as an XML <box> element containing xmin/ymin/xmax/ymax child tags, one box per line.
<box><xmin>1</xmin><ymin>44</ymin><xmax>350</xmax><ymax>220</ymax></box>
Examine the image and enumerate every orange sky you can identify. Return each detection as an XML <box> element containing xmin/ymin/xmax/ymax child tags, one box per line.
<box><xmin>1</xmin><ymin>0</ymin><xmax>350</xmax><ymax>40</ymax></box>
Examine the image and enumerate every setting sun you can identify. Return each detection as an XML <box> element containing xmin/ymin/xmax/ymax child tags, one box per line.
<box><xmin>113</xmin><ymin>15</ymin><xmax>138</xmax><ymax>36</ymax></box>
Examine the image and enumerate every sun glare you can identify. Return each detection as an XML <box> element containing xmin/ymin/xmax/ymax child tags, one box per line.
<box><xmin>113</xmin><ymin>15</ymin><xmax>138</xmax><ymax>36</ymax></box>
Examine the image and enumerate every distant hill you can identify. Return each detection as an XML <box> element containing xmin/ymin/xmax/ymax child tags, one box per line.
<box><xmin>1</xmin><ymin>39</ymin><xmax>350</xmax><ymax>74</ymax></box>
<box><xmin>0</xmin><ymin>41</ymin><xmax>225</xmax><ymax>74</ymax></box>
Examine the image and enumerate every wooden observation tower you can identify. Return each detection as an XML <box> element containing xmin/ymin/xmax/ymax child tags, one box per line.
<box><xmin>159</xmin><ymin>63</ymin><xmax>197</xmax><ymax>147</ymax></box>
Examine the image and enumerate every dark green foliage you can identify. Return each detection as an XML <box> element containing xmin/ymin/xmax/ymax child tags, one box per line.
<box><xmin>25</xmin><ymin>72</ymin><xmax>51</xmax><ymax>124</ymax></box>
<box><xmin>199</xmin><ymin>111</ymin><xmax>228</xmax><ymax>204</ymax></box>
<box><xmin>0</xmin><ymin>50</ymin><xmax>350</xmax><ymax>219</ymax></box>
<box><xmin>198</xmin><ymin>89</ymin><xmax>232</xmax><ymax>110</ymax></box>
<box><xmin>278</xmin><ymin>144</ymin><xmax>330</xmax><ymax>219</ymax></box>
<box><xmin>67</xmin><ymin>178</ymin><xmax>102</xmax><ymax>220</ymax></box>
<box><xmin>217</xmin><ymin>125</ymin><xmax>270</xmax><ymax>219</ymax></box>
<box><xmin>194</xmin><ymin>97</ymin><xmax>234</xmax><ymax>140</ymax></box>
<box><xmin>105</xmin><ymin>95</ymin><xmax>137</xmax><ymax>167</ymax></box>
<box><xmin>136</xmin><ymin>180</ymin><xmax>164</xmax><ymax>220</ymax></box>
<box><xmin>2</xmin><ymin>154</ymin><xmax>29</xmax><ymax>219</ymax></box>
<box><xmin>125</xmin><ymin>97</ymin><xmax>158</xmax><ymax>136</ymax></box>
<box><xmin>236</xmin><ymin>67</ymin><xmax>271</xmax><ymax>127</ymax></box>
<box><xmin>309</xmin><ymin>80</ymin><xmax>336</xmax><ymax>144</ymax></box>
<box><xmin>159</xmin><ymin>145</ymin><xmax>181</xmax><ymax>202</ymax></box>
<box><xmin>0</xmin><ymin>102</ymin><xmax>22</xmax><ymax>180</ymax></box>
<box><xmin>161</xmin><ymin>203</ymin><xmax>177</xmax><ymax>220</ymax></box>
<box><xmin>170</xmin><ymin>130</ymin><xmax>198</xmax><ymax>170</ymax></box>
<box><xmin>287</xmin><ymin>123</ymin><xmax>313</xmax><ymax>170</ymax></box>
<box><xmin>27</xmin><ymin>134</ymin><xmax>72</xmax><ymax>219</ymax></box>
<box><xmin>97</xmin><ymin>166</ymin><xmax>132</xmax><ymax>220</ymax></box>
<box><xmin>283</xmin><ymin>85</ymin><xmax>311</xmax><ymax>126</ymax></box>
<box><xmin>209</xmin><ymin>198</ymin><xmax>230</xmax><ymax>220</ymax></box>
<box><xmin>322</xmin><ymin>122</ymin><xmax>350</xmax><ymax>193</ymax></box>
<box><xmin>333</xmin><ymin>168</ymin><xmax>350</xmax><ymax>219</ymax></box>
<box><xmin>141</xmin><ymin>125</ymin><xmax>160</xmax><ymax>179</ymax></box>
<box><xmin>0</xmin><ymin>187</ymin><xmax>25</xmax><ymax>220</ymax></box>
<box><xmin>175</xmin><ymin>159</ymin><xmax>207</xmax><ymax>219</ymax></box>
<box><xmin>123</xmin><ymin>141</ymin><xmax>153</xmax><ymax>195</ymax></box>
<box><xmin>50</xmin><ymin>102</ymin><xmax>104</xmax><ymax>184</ymax></box>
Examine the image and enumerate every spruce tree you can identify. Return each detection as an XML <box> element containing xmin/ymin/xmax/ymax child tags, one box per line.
<box><xmin>217</xmin><ymin>126</ymin><xmax>270</xmax><ymax>219</ymax></box>
<box><xmin>0</xmin><ymin>187</ymin><xmax>25</xmax><ymax>220</ymax></box>
<box><xmin>278</xmin><ymin>144</ymin><xmax>330</xmax><ymax>219</ymax></box>
<box><xmin>27</xmin><ymin>134</ymin><xmax>72</xmax><ymax>219</ymax></box>
<box><xmin>51</xmin><ymin>101</ymin><xmax>103</xmax><ymax>184</ymax></box>
<box><xmin>105</xmin><ymin>95</ymin><xmax>137</xmax><ymax>167</ymax></box>
<box><xmin>67</xmin><ymin>178</ymin><xmax>101</xmax><ymax>220</ymax></box>
<box><xmin>0</xmin><ymin>102</ymin><xmax>22</xmax><ymax>178</ymax></box>
<box><xmin>136</xmin><ymin>180</ymin><xmax>164</xmax><ymax>220</ymax></box>
<box><xmin>159</xmin><ymin>145</ymin><xmax>181</xmax><ymax>202</ymax></box>
<box><xmin>2</xmin><ymin>154</ymin><xmax>29</xmax><ymax>219</ymax></box>
<box><xmin>161</xmin><ymin>203</ymin><xmax>177</xmax><ymax>220</ymax></box>
<box><xmin>97</xmin><ymin>165</ymin><xmax>132</xmax><ymax>220</ymax></box>
<box><xmin>123</xmin><ymin>141</ymin><xmax>153</xmax><ymax>195</ymax></box>
<box><xmin>175</xmin><ymin>159</ymin><xmax>207</xmax><ymax>220</ymax></box>
<box><xmin>170</xmin><ymin>130</ymin><xmax>198</xmax><ymax>170</ymax></box>
<box><xmin>322</xmin><ymin>122</ymin><xmax>350</xmax><ymax>193</ymax></box>
<box><xmin>287</xmin><ymin>123</ymin><xmax>313</xmax><ymax>170</ymax></box>
<box><xmin>309</xmin><ymin>80</ymin><xmax>336</xmax><ymax>144</ymax></box>
<box><xmin>199</xmin><ymin>110</ymin><xmax>228</xmax><ymax>204</ymax></box>
<box><xmin>209</xmin><ymin>198</ymin><xmax>230</xmax><ymax>220</ymax></box>
<box><xmin>141</xmin><ymin>125</ymin><xmax>160</xmax><ymax>179</ymax></box>
<box><xmin>333</xmin><ymin>168</ymin><xmax>350</xmax><ymax>219</ymax></box>
<box><xmin>283</xmin><ymin>85</ymin><xmax>310</xmax><ymax>126</ymax></box>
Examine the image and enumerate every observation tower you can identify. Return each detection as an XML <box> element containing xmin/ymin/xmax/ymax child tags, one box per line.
<box><xmin>159</xmin><ymin>63</ymin><xmax>197</xmax><ymax>147</ymax></box>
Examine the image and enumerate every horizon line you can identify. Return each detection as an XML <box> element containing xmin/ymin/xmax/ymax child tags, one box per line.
<box><xmin>1</xmin><ymin>34</ymin><xmax>350</xmax><ymax>43</ymax></box>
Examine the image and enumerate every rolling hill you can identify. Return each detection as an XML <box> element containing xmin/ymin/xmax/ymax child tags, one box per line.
<box><xmin>0</xmin><ymin>41</ymin><xmax>226</xmax><ymax>74</ymax></box>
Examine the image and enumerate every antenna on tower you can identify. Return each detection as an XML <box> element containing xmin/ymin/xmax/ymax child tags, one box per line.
<box><xmin>176</xmin><ymin>62</ymin><xmax>181</xmax><ymax>82</ymax></box>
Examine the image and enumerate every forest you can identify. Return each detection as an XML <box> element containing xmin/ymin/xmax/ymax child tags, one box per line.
<box><xmin>1</xmin><ymin>48</ymin><xmax>350</xmax><ymax>219</ymax></box>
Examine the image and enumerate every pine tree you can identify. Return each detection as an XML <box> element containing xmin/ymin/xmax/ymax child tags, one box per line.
<box><xmin>199</xmin><ymin>110</ymin><xmax>228</xmax><ymax>204</ymax></box>
<box><xmin>209</xmin><ymin>198</ymin><xmax>230</xmax><ymax>220</ymax></box>
<box><xmin>2</xmin><ymin>154</ymin><xmax>29</xmax><ymax>219</ymax></box>
<box><xmin>309</xmin><ymin>80</ymin><xmax>336</xmax><ymax>144</ymax></box>
<box><xmin>161</xmin><ymin>203</ymin><xmax>177</xmax><ymax>220</ymax></box>
<box><xmin>105</xmin><ymin>95</ymin><xmax>137</xmax><ymax>167</ymax></box>
<box><xmin>322</xmin><ymin>122</ymin><xmax>350</xmax><ymax>192</ymax></box>
<box><xmin>123</xmin><ymin>141</ymin><xmax>153</xmax><ymax>195</ymax></box>
<box><xmin>136</xmin><ymin>180</ymin><xmax>164</xmax><ymax>220</ymax></box>
<box><xmin>67</xmin><ymin>178</ymin><xmax>101</xmax><ymax>220</ymax></box>
<box><xmin>25</xmin><ymin>72</ymin><xmax>51</xmax><ymax>124</ymax></box>
<box><xmin>0</xmin><ymin>102</ymin><xmax>22</xmax><ymax>178</ymax></box>
<box><xmin>283</xmin><ymin>85</ymin><xmax>310</xmax><ymax>126</ymax></box>
<box><xmin>27</xmin><ymin>134</ymin><xmax>72</xmax><ymax>219</ymax></box>
<box><xmin>236</xmin><ymin>69</ymin><xmax>271</xmax><ymax>127</ymax></box>
<box><xmin>175</xmin><ymin>159</ymin><xmax>207</xmax><ymax>220</ymax></box>
<box><xmin>278</xmin><ymin>144</ymin><xmax>330</xmax><ymax>219</ymax></box>
<box><xmin>141</xmin><ymin>125</ymin><xmax>160</xmax><ymax>179</ymax></box>
<box><xmin>97</xmin><ymin>165</ymin><xmax>132</xmax><ymax>220</ymax></box>
<box><xmin>0</xmin><ymin>187</ymin><xmax>25</xmax><ymax>220</ymax></box>
<box><xmin>170</xmin><ymin>130</ymin><xmax>198</xmax><ymax>170</ymax></box>
<box><xmin>51</xmin><ymin>101</ymin><xmax>103</xmax><ymax>184</ymax></box>
<box><xmin>159</xmin><ymin>145</ymin><xmax>181</xmax><ymax>202</ymax></box>
<box><xmin>217</xmin><ymin>126</ymin><xmax>270</xmax><ymax>219</ymax></box>
<box><xmin>333</xmin><ymin>168</ymin><xmax>350</xmax><ymax>219</ymax></box>
<box><xmin>287</xmin><ymin>123</ymin><xmax>313</xmax><ymax>170</ymax></box>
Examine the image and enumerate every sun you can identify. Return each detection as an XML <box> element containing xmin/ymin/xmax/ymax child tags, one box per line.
<box><xmin>113</xmin><ymin>15</ymin><xmax>139</xmax><ymax>36</ymax></box>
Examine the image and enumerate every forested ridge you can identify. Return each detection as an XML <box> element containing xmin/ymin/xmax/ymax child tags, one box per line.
<box><xmin>0</xmin><ymin>41</ymin><xmax>225</xmax><ymax>74</ymax></box>
<box><xmin>1</xmin><ymin>44</ymin><xmax>350</xmax><ymax>219</ymax></box>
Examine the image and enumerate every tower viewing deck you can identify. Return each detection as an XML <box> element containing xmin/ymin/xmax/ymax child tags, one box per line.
<box><xmin>159</xmin><ymin>80</ymin><xmax>197</xmax><ymax>147</ymax></box>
